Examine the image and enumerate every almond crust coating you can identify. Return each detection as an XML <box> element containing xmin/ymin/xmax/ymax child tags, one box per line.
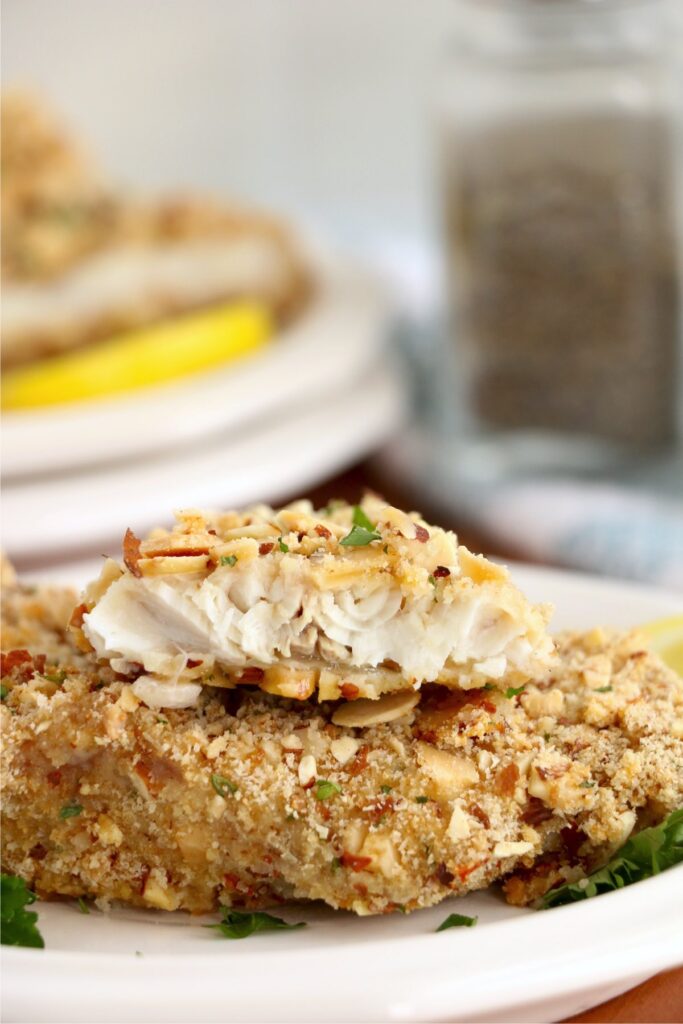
<box><xmin>2</xmin><ymin>582</ymin><xmax>681</xmax><ymax>916</ymax></box>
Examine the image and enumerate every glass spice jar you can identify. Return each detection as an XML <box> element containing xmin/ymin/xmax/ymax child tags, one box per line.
<box><xmin>438</xmin><ymin>0</ymin><xmax>683</xmax><ymax>484</ymax></box>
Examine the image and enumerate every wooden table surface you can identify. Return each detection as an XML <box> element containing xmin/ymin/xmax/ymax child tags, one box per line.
<box><xmin>295</xmin><ymin>462</ymin><xmax>683</xmax><ymax>1024</ymax></box>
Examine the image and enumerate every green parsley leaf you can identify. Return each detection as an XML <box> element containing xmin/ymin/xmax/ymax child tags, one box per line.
<box><xmin>220</xmin><ymin>555</ymin><xmax>237</xmax><ymax>567</ymax></box>
<box><xmin>415</xmin><ymin>795</ymin><xmax>429</xmax><ymax>804</ymax></box>
<box><xmin>315</xmin><ymin>779</ymin><xmax>341</xmax><ymax>801</ymax></box>
<box><xmin>211</xmin><ymin>774</ymin><xmax>238</xmax><ymax>798</ymax></box>
<box><xmin>42</xmin><ymin>671</ymin><xmax>66</xmax><ymax>685</ymax></box>
<box><xmin>207</xmin><ymin>907</ymin><xmax>305</xmax><ymax>940</ymax></box>
<box><xmin>482</xmin><ymin>683</ymin><xmax>496</xmax><ymax>691</ymax></box>
<box><xmin>340</xmin><ymin>506</ymin><xmax>382</xmax><ymax>547</ymax></box>
<box><xmin>351</xmin><ymin>505</ymin><xmax>376</xmax><ymax>532</ymax></box>
<box><xmin>155</xmin><ymin>716</ymin><xmax>168</xmax><ymax>725</ymax></box>
<box><xmin>380</xmin><ymin>784</ymin><xmax>393</xmax><ymax>794</ymax></box>
<box><xmin>428</xmin><ymin>575</ymin><xmax>437</xmax><ymax>587</ymax></box>
<box><xmin>0</xmin><ymin>685</ymin><xmax>8</xmax><ymax>701</ymax></box>
<box><xmin>436</xmin><ymin>913</ymin><xmax>478</xmax><ymax>931</ymax></box>
<box><xmin>542</xmin><ymin>807</ymin><xmax>683</xmax><ymax>909</ymax></box>
<box><xmin>1</xmin><ymin>874</ymin><xmax>44</xmax><ymax>948</ymax></box>
<box><xmin>331</xmin><ymin>857</ymin><xmax>341</xmax><ymax>872</ymax></box>
<box><xmin>77</xmin><ymin>897</ymin><xmax>90</xmax><ymax>915</ymax></box>
<box><xmin>579</xmin><ymin>780</ymin><xmax>596</xmax><ymax>789</ymax></box>
<box><xmin>504</xmin><ymin>685</ymin><xmax>526</xmax><ymax>699</ymax></box>
<box><xmin>594</xmin><ymin>685</ymin><xmax>613</xmax><ymax>693</ymax></box>
<box><xmin>340</xmin><ymin>525</ymin><xmax>382</xmax><ymax>547</ymax></box>
<box><xmin>278</xmin><ymin>538</ymin><xmax>289</xmax><ymax>553</ymax></box>
<box><xmin>59</xmin><ymin>802</ymin><xmax>83</xmax><ymax>819</ymax></box>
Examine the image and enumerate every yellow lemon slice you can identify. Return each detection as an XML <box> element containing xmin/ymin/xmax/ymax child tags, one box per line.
<box><xmin>1</xmin><ymin>301</ymin><xmax>272</xmax><ymax>409</ymax></box>
<box><xmin>640</xmin><ymin>615</ymin><xmax>683</xmax><ymax>676</ymax></box>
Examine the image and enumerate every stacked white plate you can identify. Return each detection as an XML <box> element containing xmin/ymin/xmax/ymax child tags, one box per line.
<box><xmin>2</xmin><ymin>249</ymin><xmax>404</xmax><ymax>565</ymax></box>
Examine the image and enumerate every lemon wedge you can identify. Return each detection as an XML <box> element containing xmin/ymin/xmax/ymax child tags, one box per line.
<box><xmin>640</xmin><ymin>615</ymin><xmax>683</xmax><ymax>676</ymax></box>
<box><xmin>1</xmin><ymin>301</ymin><xmax>272</xmax><ymax>409</ymax></box>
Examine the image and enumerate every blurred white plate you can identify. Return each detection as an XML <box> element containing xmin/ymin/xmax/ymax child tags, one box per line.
<box><xmin>2</xmin><ymin>249</ymin><xmax>390</xmax><ymax>479</ymax></box>
<box><xmin>2</xmin><ymin>360</ymin><xmax>405</xmax><ymax>562</ymax></box>
<box><xmin>3</xmin><ymin>566</ymin><xmax>682</xmax><ymax>1024</ymax></box>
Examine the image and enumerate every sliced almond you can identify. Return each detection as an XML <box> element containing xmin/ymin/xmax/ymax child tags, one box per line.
<box><xmin>298</xmin><ymin>754</ymin><xmax>317</xmax><ymax>787</ymax></box>
<box><xmin>139</xmin><ymin>554</ymin><xmax>209</xmax><ymax>576</ymax></box>
<box><xmin>493</xmin><ymin>840</ymin><xmax>534</xmax><ymax>858</ymax></box>
<box><xmin>446</xmin><ymin>802</ymin><xmax>471</xmax><ymax>841</ymax></box>
<box><xmin>458</xmin><ymin>547</ymin><xmax>508</xmax><ymax>583</ymax></box>
<box><xmin>416</xmin><ymin>743</ymin><xmax>479</xmax><ymax>799</ymax></box>
<box><xmin>260</xmin><ymin>665</ymin><xmax>316</xmax><ymax>701</ymax></box>
<box><xmin>330</xmin><ymin>736</ymin><xmax>360</xmax><ymax>764</ymax></box>
<box><xmin>142</xmin><ymin>876</ymin><xmax>181</xmax><ymax>911</ymax></box>
<box><xmin>331</xmin><ymin>690</ymin><xmax>420</xmax><ymax>728</ymax></box>
<box><xmin>281</xmin><ymin>732</ymin><xmax>304</xmax><ymax>752</ymax></box>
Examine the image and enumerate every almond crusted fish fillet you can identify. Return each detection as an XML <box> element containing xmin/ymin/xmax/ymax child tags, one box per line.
<box><xmin>1</xmin><ymin>93</ymin><xmax>311</xmax><ymax>368</ymax></box>
<box><xmin>2</xmin><ymin>579</ymin><xmax>681</xmax><ymax>916</ymax></box>
<box><xmin>77</xmin><ymin>497</ymin><xmax>555</xmax><ymax>709</ymax></box>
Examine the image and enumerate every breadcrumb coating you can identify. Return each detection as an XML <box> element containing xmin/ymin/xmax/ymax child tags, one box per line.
<box><xmin>2</xmin><ymin>581</ymin><xmax>681</xmax><ymax>916</ymax></box>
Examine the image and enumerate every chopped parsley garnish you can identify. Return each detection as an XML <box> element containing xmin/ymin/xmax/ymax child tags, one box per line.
<box><xmin>0</xmin><ymin>685</ymin><xmax>8</xmax><ymax>701</ymax></box>
<box><xmin>1</xmin><ymin>874</ymin><xmax>44</xmax><ymax>948</ymax></box>
<box><xmin>278</xmin><ymin>538</ymin><xmax>289</xmax><ymax>553</ymax></box>
<box><xmin>380</xmin><ymin>784</ymin><xmax>393</xmax><ymax>794</ymax></box>
<box><xmin>436</xmin><ymin>913</ymin><xmax>478</xmax><ymax>931</ymax></box>
<box><xmin>155</xmin><ymin>716</ymin><xmax>168</xmax><ymax>725</ymax></box>
<box><xmin>340</xmin><ymin>525</ymin><xmax>382</xmax><ymax>547</ymax></box>
<box><xmin>482</xmin><ymin>683</ymin><xmax>496</xmax><ymax>691</ymax></box>
<box><xmin>594</xmin><ymin>685</ymin><xmax>613</xmax><ymax>693</ymax></box>
<box><xmin>415</xmin><ymin>795</ymin><xmax>429</xmax><ymax>804</ymax></box>
<box><xmin>340</xmin><ymin>507</ymin><xmax>382</xmax><ymax>547</ymax></box>
<box><xmin>59</xmin><ymin>802</ymin><xmax>83</xmax><ymax>819</ymax></box>
<box><xmin>542</xmin><ymin>807</ymin><xmax>683</xmax><ymax>909</ymax></box>
<box><xmin>428</xmin><ymin>575</ymin><xmax>437</xmax><ymax>587</ymax></box>
<box><xmin>315</xmin><ymin>779</ymin><xmax>341</xmax><ymax>801</ymax></box>
<box><xmin>220</xmin><ymin>555</ymin><xmax>237</xmax><ymax>567</ymax></box>
<box><xmin>42</xmin><ymin>671</ymin><xmax>66</xmax><ymax>685</ymax></box>
<box><xmin>211</xmin><ymin>774</ymin><xmax>238</xmax><ymax>798</ymax></box>
<box><xmin>504</xmin><ymin>685</ymin><xmax>526</xmax><ymax>699</ymax></box>
<box><xmin>77</xmin><ymin>897</ymin><xmax>90</xmax><ymax>915</ymax></box>
<box><xmin>579</xmin><ymin>780</ymin><xmax>596</xmax><ymax>789</ymax></box>
<box><xmin>207</xmin><ymin>907</ymin><xmax>305</xmax><ymax>940</ymax></box>
<box><xmin>331</xmin><ymin>857</ymin><xmax>341</xmax><ymax>872</ymax></box>
<box><xmin>351</xmin><ymin>505</ymin><xmax>375</xmax><ymax>531</ymax></box>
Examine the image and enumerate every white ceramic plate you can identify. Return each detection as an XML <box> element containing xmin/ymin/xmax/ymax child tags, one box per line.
<box><xmin>2</xmin><ymin>360</ymin><xmax>405</xmax><ymax>562</ymax></box>
<box><xmin>1</xmin><ymin>249</ymin><xmax>390</xmax><ymax>479</ymax></box>
<box><xmin>4</xmin><ymin>565</ymin><xmax>683</xmax><ymax>1024</ymax></box>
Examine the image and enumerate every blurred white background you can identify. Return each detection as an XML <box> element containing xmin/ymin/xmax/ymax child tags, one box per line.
<box><xmin>3</xmin><ymin>0</ymin><xmax>452</xmax><ymax>249</ymax></box>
